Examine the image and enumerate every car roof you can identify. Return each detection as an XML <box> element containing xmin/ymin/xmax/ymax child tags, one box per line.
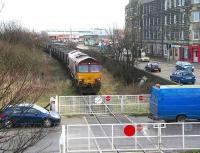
<box><xmin>7</xmin><ymin>103</ymin><xmax>37</xmax><ymax>109</ymax></box>
<box><xmin>174</xmin><ymin>70</ymin><xmax>193</xmax><ymax>73</ymax></box>
<box><xmin>148</xmin><ymin>62</ymin><xmax>158</xmax><ymax>65</ymax></box>
<box><xmin>176</xmin><ymin>61</ymin><xmax>192</xmax><ymax>65</ymax></box>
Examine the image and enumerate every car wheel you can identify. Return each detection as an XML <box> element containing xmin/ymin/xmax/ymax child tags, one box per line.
<box><xmin>176</xmin><ymin>115</ymin><xmax>186</xmax><ymax>122</ymax></box>
<box><xmin>159</xmin><ymin>69</ymin><xmax>161</xmax><ymax>72</ymax></box>
<box><xmin>43</xmin><ymin>119</ymin><xmax>52</xmax><ymax>128</ymax></box>
<box><xmin>5</xmin><ymin>120</ymin><xmax>13</xmax><ymax>128</ymax></box>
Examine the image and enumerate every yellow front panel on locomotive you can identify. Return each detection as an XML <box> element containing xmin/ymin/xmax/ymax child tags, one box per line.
<box><xmin>76</xmin><ymin>72</ymin><xmax>102</xmax><ymax>85</ymax></box>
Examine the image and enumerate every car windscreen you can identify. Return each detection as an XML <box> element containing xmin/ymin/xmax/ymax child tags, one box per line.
<box><xmin>78</xmin><ymin>65</ymin><xmax>89</xmax><ymax>72</ymax></box>
<box><xmin>182</xmin><ymin>72</ymin><xmax>193</xmax><ymax>76</ymax></box>
<box><xmin>151</xmin><ymin>64</ymin><xmax>159</xmax><ymax>68</ymax></box>
<box><xmin>90</xmin><ymin>65</ymin><xmax>101</xmax><ymax>72</ymax></box>
<box><xmin>33</xmin><ymin>105</ymin><xmax>49</xmax><ymax>114</ymax></box>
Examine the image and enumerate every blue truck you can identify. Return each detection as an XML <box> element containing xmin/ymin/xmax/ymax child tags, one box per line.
<box><xmin>149</xmin><ymin>85</ymin><xmax>200</xmax><ymax>122</ymax></box>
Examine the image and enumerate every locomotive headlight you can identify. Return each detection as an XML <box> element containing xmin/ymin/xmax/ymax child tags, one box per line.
<box><xmin>96</xmin><ymin>78</ymin><xmax>101</xmax><ymax>81</ymax></box>
<box><xmin>79</xmin><ymin>79</ymin><xmax>84</xmax><ymax>82</ymax></box>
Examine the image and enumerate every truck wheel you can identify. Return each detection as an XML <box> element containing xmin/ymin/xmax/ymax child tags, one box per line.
<box><xmin>176</xmin><ymin>115</ymin><xmax>186</xmax><ymax>122</ymax></box>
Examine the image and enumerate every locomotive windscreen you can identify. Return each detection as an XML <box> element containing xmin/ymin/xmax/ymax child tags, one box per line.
<box><xmin>78</xmin><ymin>65</ymin><xmax>89</xmax><ymax>72</ymax></box>
<box><xmin>90</xmin><ymin>65</ymin><xmax>101</xmax><ymax>72</ymax></box>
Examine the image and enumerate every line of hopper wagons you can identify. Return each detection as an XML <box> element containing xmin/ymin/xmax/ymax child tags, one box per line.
<box><xmin>45</xmin><ymin>42</ymin><xmax>102</xmax><ymax>94</ymax></box>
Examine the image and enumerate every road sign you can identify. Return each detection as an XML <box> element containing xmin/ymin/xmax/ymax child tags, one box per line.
<box><xmin>95</xmin><ymin>96</ymin><xmax>102</xmax><ymax>104</ymax></box>
<box><xmin>139</xmin><ymin>95</ymin><xmax>144</xmax><ymax>101</ymax></box>
<box><xmin>105</xmin><ymin>96</ymin><xmax>111</xmax><ymax>102</ymax></box>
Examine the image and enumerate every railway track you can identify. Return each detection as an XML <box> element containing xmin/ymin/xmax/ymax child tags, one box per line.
<box><xmin>83</xmin><ymin>97</ymin><xmax>149</xmax><ymax>153</ymax></box>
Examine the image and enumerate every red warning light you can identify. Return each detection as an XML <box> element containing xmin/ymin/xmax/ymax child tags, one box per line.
<box><xmin>124</xmin><ymin>125</ymin><xmax>135</xmax><ymax>136</ymax></box>
<box><xmin>105</xmin><ymin>96</ymin><xmax>111</xmax><ymax>102</ymax></box>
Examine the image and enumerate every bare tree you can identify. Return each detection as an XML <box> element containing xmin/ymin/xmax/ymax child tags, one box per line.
<box><xmin>0</xmin><ymin>22</ymin><xmax>51</xmax><ymax>153</ymax></box>
<box><xmin>0</xmin><ymin>0</ymin><xmax>4</xmax><ymax>13</ymax></box>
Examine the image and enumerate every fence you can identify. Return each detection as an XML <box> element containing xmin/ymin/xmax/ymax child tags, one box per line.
<box><xmin>54</xmin><ymin>95</ymin><xmax>150</xmax><ymax>115</ymax></box>
<box><xmin>60</xmin><ymin>122</ymin><xmax>200</xmax><ymax>153</ymax></box>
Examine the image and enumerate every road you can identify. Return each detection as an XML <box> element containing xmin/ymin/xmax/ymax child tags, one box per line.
<box><xmin>136</xmin><ymin>60</ymin><xmax>200</xmax><ymax>85</ymax></box>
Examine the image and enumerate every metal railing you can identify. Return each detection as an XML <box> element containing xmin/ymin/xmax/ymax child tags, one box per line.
<box><xmin>59</xmin><ymin>122</ymin><xmax>200</xmax><ymax>153</ymax></box>
<box><xmin>57</xmin><ymin>95</ymin><xmax>150</xmax><ymax>115</ymax></box>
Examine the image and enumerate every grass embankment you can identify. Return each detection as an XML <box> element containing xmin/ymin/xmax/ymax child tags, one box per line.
<box><xmin>39</xmin><ymin>42</ymin><xmax>77</xmax><ymax>105</ymax></box>
<box><xmin>36</xmin><ymin>55</ymin><xmax>77</xmax><ymax>107</ymax></box>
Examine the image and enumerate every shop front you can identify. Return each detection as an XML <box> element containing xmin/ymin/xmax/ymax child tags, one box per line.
<box><xmin>179</xmin><ymin>45</ymin><xmax>200</xmax><ymax>63</ymax></box>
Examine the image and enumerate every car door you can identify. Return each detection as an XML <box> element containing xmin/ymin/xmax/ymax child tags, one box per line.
<box><xmin>9</xmin><ymin>107</ymin><xmax>24</xmax><ymax>125</ymax></box>
<box><xmin>23</xmin><ymin>107</ymin><xmax>43</xmax><ymax>125</ymax></box>
<box><xmin>176</xmin><ymin>72</ymin><xmax>182</xmax><ymax>82</ymax></box>
<box><xmin>174</xmin><ymin>72</ymin><xmax>180</xmax><ymax>82</ymax></box>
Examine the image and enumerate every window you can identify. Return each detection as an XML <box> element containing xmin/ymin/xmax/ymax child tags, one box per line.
<box><xmin>191</xmin><ymin>11</ymin><xmax>200</xmax><ymax>22</ymax></box>
<box><xmin>13</xmin><ymin>107</ymin><xmax>22</xmax><ymax>114</ymax></box>
<box><xmin>169</xmin><ymin>0</ymin><xmax>172</xmax><ymax>8</ymax></box>
<box><xmin>192</xmin><ymin>30</ymin><xmax>200</xmax><ymax>40</ymax></box>
<box><xmin>174</xmin><ymin>0</ymin><xmax>177</xmax><ymax>7</ymax></box>
<box><xmin>192</xmin><ymin>0</ymin><xmax>200</xmax><ymax>4</ymax></box>
<box><xmin>90</xmin><ymin>65</ymin><xmax>102</xmax><ymax>72</ymax></box>
<box><xmin>165</xmin><ymin>16</ymin><xmax>167</xmax><ymax>25</ymax></box>
<box><xmin>149</xmin><ymin>18</ymin><xmax>150</xmax><ymax>26</ymax></box>
<box><xmin>25</xmin><ymin>108</ymin><xmax>39</xmax><ymax>114</ymax></box>
<box><xmin>179</xmin><ymin>31</ymin><xmax>184</xmax><ymax>40</ymax></box>
<box><xmin>174</xmin><ymin>15</ymin><xmax>177</xmax><ymax>23</ymax></box>
<box><xmin>165</xmin><ymin>0</ymin><xmax>168</xmax><ymax>10</ymax></box>
<box><xmin>182</xmin><ymin>13</ymin><xmax>185</xmax><ymax>23</ymax></box>
<box><xmin>182</xmin><ymin>47</ymin><xmax>189</xmax><ymax>58</ymax></box>
<box><xmin>178</xmin><ymin>0</ymin><xmax>185</xmax><ymax>6</ymax></box>
<box><xmin>78</xmin><ymin>65</ymin><xmax>89</xmax><ymax>72</ymax></box>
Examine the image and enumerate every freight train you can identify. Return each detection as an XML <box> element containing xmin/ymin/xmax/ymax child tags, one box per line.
<box><xmin>45</xmin><ymin>42</ymin><xmax>102</xmax><ymax>94</ymax></box>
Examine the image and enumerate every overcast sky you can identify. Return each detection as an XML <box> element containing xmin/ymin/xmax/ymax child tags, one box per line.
<box><xmin>0</xmin><ymin>0</ymin><xmax>129</xmax><ymax>31</ymax></box>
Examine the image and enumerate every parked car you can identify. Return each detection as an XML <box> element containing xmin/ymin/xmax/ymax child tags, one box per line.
<box><xmin>138</xmin><ymin>56</ymin><xmax>150</xmax><ymax>62</ymax></box>
<box><xmin>145</xmin><ymin>62</ymin><xmax>161</xmax><ymax>72</ymax></box>
<box><xmin>175</xmin><ymin>61</ymin><xmax>194</xmax><ymax>72</ymax></box>
<box><xmin>170</xmin><ymin>70</ymin><xmax>196</xmax><ymax>84</ymax></box>
<box><xmin>0</xmin><ymin>103</ymin><xmax>60</xmax><ymax>128</ymax></box>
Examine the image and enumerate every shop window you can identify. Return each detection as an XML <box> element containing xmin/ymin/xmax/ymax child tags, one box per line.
<box><xmin>182</xmin><ymin>47</ymin><xmax>189</xmax><ymax>58</ymax></box>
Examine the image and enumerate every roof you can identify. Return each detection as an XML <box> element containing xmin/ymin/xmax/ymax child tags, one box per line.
<box><xmin>156</xmin><ymin>85</ymin><xmax>200</xmax><ymax>89</ymax></box>
<box><xmin>68</xmin><ymin>50</ymin><xmax>98</xmax><ymax>64</ymax></box>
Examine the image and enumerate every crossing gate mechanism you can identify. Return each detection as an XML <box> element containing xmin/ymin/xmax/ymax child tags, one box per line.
<box><xmin>51</xmin><ymin>95</ymin><xmax>150</xmax><ymax>115</ymax></box>
<box><xmin>60</xmin><ymin>122</ymin><xmax>200</xmax><ymax>153</ymax></box>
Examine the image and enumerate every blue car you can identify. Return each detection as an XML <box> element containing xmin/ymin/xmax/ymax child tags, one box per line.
<box><xmin>0</xmin><ymin>103</ymin><xmax>60</xmax><ymax>128</ymax></box>
<box><xmin>170</xmin><ymin>70</ymin><xmax>196</xmax><ymax>84</ymax></box>
<box><xmin>176</xmin><ymin>61</ymin><xmax>194</xmax><ymax>72</ymax></box>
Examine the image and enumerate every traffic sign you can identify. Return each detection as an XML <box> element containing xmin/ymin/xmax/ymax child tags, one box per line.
<box><xmin>105</xmin><ymin>96</ymin><xmax>111</xmax><ymax>102</ymax></box>
<box><xmin>95</xmin><ymin>96</ymin><xmax>102</xmax><ymax>104</ymax></box>
<box><xmin>139</xmin><ymin>95</ymin><xmax>144</xmax><ymax>101</ymax></box>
